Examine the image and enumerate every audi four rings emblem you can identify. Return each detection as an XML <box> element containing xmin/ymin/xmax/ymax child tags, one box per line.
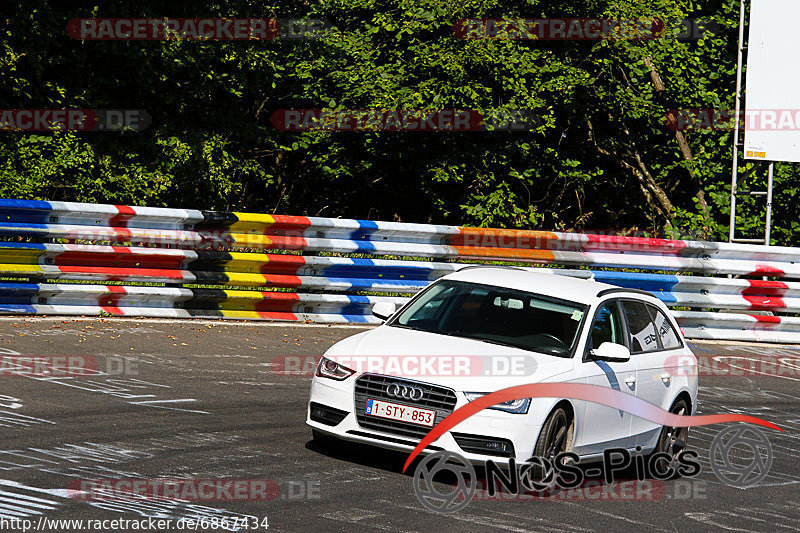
<box><xmin>387</xmin><ymin>382</ymin><xmax>424</xmax><ymax>401</ymax></box>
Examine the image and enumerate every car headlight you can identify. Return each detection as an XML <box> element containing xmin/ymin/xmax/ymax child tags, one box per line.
<box><xmin>315</xmin><ymin>356</ymin><xmax>355</xmax><ymax>381</ymax></box>
<box><xmin>463</xmin><ymin>392</ymin><xmax>531</xmax><ymax>414</ymax></box>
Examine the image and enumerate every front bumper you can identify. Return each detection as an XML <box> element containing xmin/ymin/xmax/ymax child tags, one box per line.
<box><xmin>306</xmin><ymin>374</ymin><xmax>544</xmax><ymax>464</ymax></box>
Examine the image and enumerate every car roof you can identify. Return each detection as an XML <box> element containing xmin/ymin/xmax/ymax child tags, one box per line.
<box><xmin>443</xmin><ymin>267</ymin><xmax>658</xmax><ymax>306</ymax></box>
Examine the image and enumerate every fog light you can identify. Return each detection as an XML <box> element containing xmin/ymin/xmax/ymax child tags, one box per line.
<box><xmin>310</xmin><ymin>402</ymin><xmax>348</xmax><ymax>426</ymax></box>
<box><xmin>452</xmin><ymin>433</ymin><xmax>515</xmax><ymax>458</ymax></box>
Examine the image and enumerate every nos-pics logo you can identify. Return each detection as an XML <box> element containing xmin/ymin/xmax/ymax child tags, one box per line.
<box><xmin>413</xmin><ymin>424</ymin><xmax>773</xmax><ymax>513</ymax></box>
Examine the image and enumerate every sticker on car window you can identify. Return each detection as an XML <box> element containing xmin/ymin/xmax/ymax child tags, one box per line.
<box><xmin>570</xmin><ymin>310</ymin><xmax>584</xmax><ymax>321</ymax></box>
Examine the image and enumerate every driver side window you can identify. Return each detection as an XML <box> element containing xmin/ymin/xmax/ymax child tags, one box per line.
<box><xmin>590</xmin><ymin>302</ymin><xmax>625</xmax><ymax>350</ymax></box>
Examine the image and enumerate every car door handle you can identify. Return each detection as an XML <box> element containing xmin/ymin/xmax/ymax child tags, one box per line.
<box><xmin>624</xmin><ymin>376</ymin><xmax>636</xmax><ymax>387</ymax></box>
<box><xmin>660</xmin><ymin>373</ymin><xmax>671</xmax><ymax>384</ymax></box>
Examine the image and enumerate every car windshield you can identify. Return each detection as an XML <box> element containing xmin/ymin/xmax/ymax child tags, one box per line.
<box><xmin>390</xmin><ymin>279</ymin><xmax>588</xmax><ymax>357</ymax></box>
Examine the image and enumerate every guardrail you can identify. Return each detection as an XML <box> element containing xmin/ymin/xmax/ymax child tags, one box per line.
<box><xmin>1</xmin><ymin>198</ymin><xmax>798</xmax><ymax>343</ymax></box>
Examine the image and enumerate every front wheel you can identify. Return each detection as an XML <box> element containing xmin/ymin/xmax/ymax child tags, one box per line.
<box><xmin>534</xmin><ymin>407</ymin><xmax>573</xmax><ymax>460</ymax></box>
<box><xmin>526</xmin><ymin>407</ymin><xmax>574</xmax><ymax>485</ymax></box>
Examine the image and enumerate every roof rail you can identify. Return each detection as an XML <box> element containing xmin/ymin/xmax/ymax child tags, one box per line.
<box><xmin>596</xmin><ymin>287</ymin><xmax>658</xmax><ymax>298</ymax></box>
<box><xmin>456</xmin><ymin>265</ymin><xmax>528</xmax><ymax>273</ymax></box>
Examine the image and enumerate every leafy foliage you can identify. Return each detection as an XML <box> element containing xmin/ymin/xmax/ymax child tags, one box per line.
<box><xmin>1</xmin><ymin>0</ymin><xmax>796</xmax><ymax>244</ymax></box>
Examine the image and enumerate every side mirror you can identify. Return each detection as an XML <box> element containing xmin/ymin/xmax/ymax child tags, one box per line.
<box><xmin>590</xmin><ymin>342</ymin><xmax>631</xmax><ymax>362</ymax></box>
<box><xmin>371</xmin><ymin>301</ymin><xmax>397</xmax><ymax>321</ymax></box>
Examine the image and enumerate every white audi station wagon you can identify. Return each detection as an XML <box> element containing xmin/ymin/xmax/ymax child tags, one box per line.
<box><xmin>307</xmin><ymin>267</ymin><xmax>698</xmax><ymax>465</ymax></box>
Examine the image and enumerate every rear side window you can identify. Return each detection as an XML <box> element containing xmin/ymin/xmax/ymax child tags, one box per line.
<box><xmin>622</xmin><ymin>301</ymin><xmax>659</xmax><ymax>353</ymax></box>
<box><xmin>648</xmin><ymin>305</ymin><xmax>682</xmax><ymax>349</ymax></box>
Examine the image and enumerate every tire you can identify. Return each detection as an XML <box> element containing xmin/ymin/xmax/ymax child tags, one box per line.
<box><xmin>648</xmin><ymin>397</ymin><xmax>690</xmax><ymax>477</ymax></box>
<box><xmin>527</xmin><ymin>407</ymin><xmax>574</xmax><ymax>484</ymax></box>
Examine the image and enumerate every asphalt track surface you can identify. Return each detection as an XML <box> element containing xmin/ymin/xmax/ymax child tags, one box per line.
<box><xmin>1</xmin><ymin>317</ymin><xmax>799</xmax><ymax>532</ymax></box>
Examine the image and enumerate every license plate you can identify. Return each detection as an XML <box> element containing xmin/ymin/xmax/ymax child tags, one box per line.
<box><xmin>365</xmin><ymin>398</ymin><xmax>436</xmax><ymax>427</ymax></box>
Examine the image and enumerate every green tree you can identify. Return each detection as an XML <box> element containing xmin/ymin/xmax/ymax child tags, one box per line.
<box><xmin>0</xmin><ymin>0</ymin><xmax>795</xmax><ymax>244</ymax></box>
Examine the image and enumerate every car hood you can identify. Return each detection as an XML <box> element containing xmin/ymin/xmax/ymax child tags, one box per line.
<box><xmin>324</xmin><ymin>325</ymin><xmax>575</xmax><ymax>391</ymax></box>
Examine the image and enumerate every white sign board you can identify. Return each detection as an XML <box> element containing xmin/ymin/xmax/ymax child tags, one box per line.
<box><xmin>744</xmin><ymin>0</ymin><xmax>800</xmax><ymax>162</ymax></box>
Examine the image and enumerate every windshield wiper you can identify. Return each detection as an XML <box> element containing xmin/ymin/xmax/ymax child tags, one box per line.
<box><xmin>447</xmin><ymin>331</ymin><xmax>571</xmax><ymax>357</ymax></box>
<box><xmin>446</xmin><ymin>332</ymin><xmax>510</xmax><ymax>347</ymax></box>
<box><xmin>389</xmin><ymin>323</ymin><xmax>433</xmax><ymax>333</ymax></box>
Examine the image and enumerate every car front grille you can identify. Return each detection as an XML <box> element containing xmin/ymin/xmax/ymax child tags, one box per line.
<box><xmin>354</xmin><ymin>374</ymin><xmax>458</xmax><ymax>439</ymax></box>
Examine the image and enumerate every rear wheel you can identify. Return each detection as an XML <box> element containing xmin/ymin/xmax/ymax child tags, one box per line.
<box><xmin>649</xmin><ymin>397</ymin><xmax>690</xmax><ymax>477</ymax></box>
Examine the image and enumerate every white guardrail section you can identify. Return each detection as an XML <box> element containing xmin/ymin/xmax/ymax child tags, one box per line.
<box><xmin>1</xmin><ymin>199</ymin><xmax>799</xmax><ymax>342</ymax></box>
